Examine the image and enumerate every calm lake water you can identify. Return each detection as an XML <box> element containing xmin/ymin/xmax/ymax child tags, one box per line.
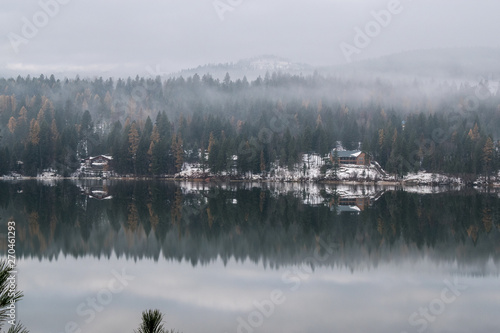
<box><xmin>0</xmin><ymin>180</ymin><xmax>499</xmax><ymax>333</ymax></box>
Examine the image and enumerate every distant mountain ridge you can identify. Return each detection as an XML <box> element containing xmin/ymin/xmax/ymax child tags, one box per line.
<box><xmin>170</xmin><ymin>48</ymin><xmax>500</xmax><ymax>82</ymax></box>
<box><xmin>171</xmin><ymin>55</ymin><xmax>315</xmax><ymax>80</ymax></box>
<box><xmin>323</xmin><ymin>47</ymin><xmax>500</xmax><ymax>81</ymax></box>
<box><xmin>2</xmin><ymin>48</ymin><xmax>499</xmax><ymax>82</ymax></box>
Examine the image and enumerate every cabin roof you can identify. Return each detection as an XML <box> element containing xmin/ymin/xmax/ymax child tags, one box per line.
<box><xmin>87</xmin><ymin>155</ymin><xmax>113</xmax><ymax>161</ymax></box>
<box><xmin>333</xmin><ymin>150</ymin><xmax>362</xmax><ymax>158</ymax></box>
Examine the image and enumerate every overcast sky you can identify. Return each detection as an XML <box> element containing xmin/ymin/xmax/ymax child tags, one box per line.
<box><xmin>1</xmin><ymin>0</ymin><xmax>499</xmax><ymax>78</ymax></box>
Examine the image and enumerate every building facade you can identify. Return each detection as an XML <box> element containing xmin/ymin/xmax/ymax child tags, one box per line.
<box><xmin>332</xmin><ymin>150</ymin><xmax>370</xmax><ymax>166</ymax></box>
<box><xmin>84</xmin><ymin>155</ymin><xmax>113</xmax><ymax>171</ymax></box>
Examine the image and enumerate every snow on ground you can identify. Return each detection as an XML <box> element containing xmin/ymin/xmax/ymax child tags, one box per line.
<box><xmin>268</xmin><ymin>154</ymin><xmax>387</xmax><ymax>182</ymax></box>
<box><xmin>71</xmin><ymin>162</ymin><xmax>113</xmax><ymax>179</ymax></box>
<box><xmin>2</xmin><ymin>152</ymin><xmax>492</xmax><ymax>189</ymax></box>
<box><xmin>37</xmin><ymin>170</ymin><xmax>61</xmax><ymax>179</ymax></box>
<box><xmin>34</xmin><ymin>169</ymin><xmax>62</xmax><ymax>185</ymax></box>
<box><xmin>1</xmin><ymin>172</ymin><xmax>23</xmax><ymax>180</ymax></box>
<box><xmin>176</xmin><ymin>154</ymin><xmax>388</xmax><ymax>182</ymax></box>
<box><xmin>403</xmin><ymin>172</ymin><xmax>462</xmax><ymax>185</ymax></box>
<box><xmin>328</xmin><ymin>164</ymin><xmax>382</xmax><ymax>181</ymax></box>
<box><xmin>177</xmin><ymin>163</ymin><xmax>207</xmax><ymax>179</ymax></box>
<box><xmin>474</xmin><ymin>175</ymin><xmax>500</xmax><ymax>187</ymax></box>
<box><xmin>175</xmin><ymin>155</ymin><xmax>481</xmax><ymax>190</ymax></box>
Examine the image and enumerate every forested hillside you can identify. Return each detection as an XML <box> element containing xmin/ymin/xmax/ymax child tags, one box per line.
<box><xmin>0</xmin><ymin>73</ymin><xmax>499</xmax><ymax>177</ymax></box>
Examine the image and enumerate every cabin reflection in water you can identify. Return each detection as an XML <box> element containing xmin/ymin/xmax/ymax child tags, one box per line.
<box><xmin>330</xmin><ymin>197</ymin><xmax>369</xmax><ymax>214</ymax></box>
<box><xmin>329</xmin><ymin>192</ymin><xmax>383</xmax><ymax>214</ymax></box>
<box><xmin>79</xmin><ymin>185</ymin><xmax>112</xmax><ymax>200</ymax></box>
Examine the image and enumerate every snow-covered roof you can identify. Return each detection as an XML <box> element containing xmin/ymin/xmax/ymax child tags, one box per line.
<box><xmin>334</xmin><ymin>150</ymin><xmax>362</xmax><ymax>158</ymax></box>
<box><xmin>87</xmin><ymin>155</ymin><xmax>113</xmax><ymax>161</ymax></box>
<box><xmin>91</xmin><ymin>190</ymin><xmax>107</xmax><ymax>195</ymax></box>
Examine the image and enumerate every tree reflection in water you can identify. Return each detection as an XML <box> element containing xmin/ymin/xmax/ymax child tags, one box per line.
<box><xmin>0</xmin><ymin>180</ymin><xmax>498</xmax><ymax>275</ymax></box>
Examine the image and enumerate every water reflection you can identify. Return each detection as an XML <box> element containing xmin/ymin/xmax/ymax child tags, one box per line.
<box><xmin>2</xmin><ymin>181</ymin><xmax>500</xmax><ymax>333</ymax></box>
<box><xmin>16</xmin><ymin>256</ymin><xmax>500</xmax><ymax>333</ymax></box>
<box><xmin>80</xmin><ymin>183</ymin><xmax>113</xmax><ymax>200</ymax></box>
<box><xmin>327</xmin><ymin>188</ymin><xmax>381</xmax><ymax>214</ymax></box>
<box><xmin>0</xmin><ymin>181</ymin><xmax>499</xmax><ymax>275</ymax></box>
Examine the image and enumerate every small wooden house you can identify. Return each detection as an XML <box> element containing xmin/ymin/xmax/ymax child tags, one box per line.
<box><xmin>332</xmin><ymin>150</ymin><xmax>370</xmax><ymax>166</ymax></box>
<box><xmin>84</xmin><ymin>155</ymin><xmax>113</xmax><ymax>171</ymax></box>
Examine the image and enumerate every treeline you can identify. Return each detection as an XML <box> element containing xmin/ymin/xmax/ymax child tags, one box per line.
<box><xmin>0</xmin><ymin>73</ymin><xmax>499</xmax><ymax>177</ymax></box>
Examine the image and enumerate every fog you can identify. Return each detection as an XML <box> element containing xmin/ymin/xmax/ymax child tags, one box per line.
<box><xmin>1</xmin><ymin>1</ymin><xmax>500</xmax><ymax>177</ymax></box>
<box><xmin>1</xmin><ymin>0</ymin><xmax>499</xmax><ymax>79</ymax></box>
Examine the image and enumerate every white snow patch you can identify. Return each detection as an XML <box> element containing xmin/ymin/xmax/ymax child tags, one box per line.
<box><xmin>37</xmin><ymin>169</ymin><xmax>62</xmax><ymax>180</ymax></box>
<box><xmin>403</xmin><ymin>172</ymin><xmax>462</xmax><ymax>185</ymax></box>
<box><xmin>175</xmin><ymin>154</ymin><xmax>388</xmax><ymax>183</ymax></box>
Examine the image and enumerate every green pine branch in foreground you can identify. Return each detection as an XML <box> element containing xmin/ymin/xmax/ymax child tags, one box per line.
<box><xmin>134</xmin><ymin>309</ymin><xmax>181</xmax><ymax>333</ymax></box>
<box><xmin>0</xmin><ymin>260</ymin><xmax>28</xmax><ymax>333</ymax></box>
<box><xmin>0</xmin><ymin>259</ymin><xmax>181</xmax><ymax>333</ymax></box>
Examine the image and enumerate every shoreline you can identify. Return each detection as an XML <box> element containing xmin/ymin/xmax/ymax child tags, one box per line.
<box><xmin>1</xmin><ymin>175</ymin><xmax>499</xmax><ymax>188</ymax></box>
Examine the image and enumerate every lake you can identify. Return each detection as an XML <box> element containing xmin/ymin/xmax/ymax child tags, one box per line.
<box><xmin>0</xmin><ymin>180</ymin><xmax>499</xmax><ymax>333</ymax></box>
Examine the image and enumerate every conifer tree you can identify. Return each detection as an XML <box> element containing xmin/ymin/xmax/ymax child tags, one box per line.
<box><xmin>128</xmin><ymin>121</ymin><xmax>140</xmax><ymax>176</ymax></box>
<box><xmin>483</xmin><ymin>137</ymin><xmax>494</xmax><ymax>182</ymax></box>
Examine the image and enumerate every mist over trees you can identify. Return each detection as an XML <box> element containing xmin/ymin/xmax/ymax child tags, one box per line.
<box><xmin>0</xmin><ymin>72</ymin><xmax>499</xmax><ymax>177</ymax></box>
